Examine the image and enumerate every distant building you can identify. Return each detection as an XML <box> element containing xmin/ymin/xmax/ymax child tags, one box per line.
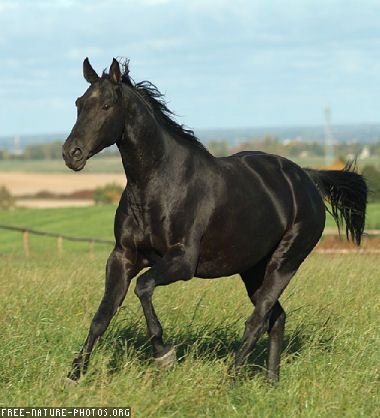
<box><xmin>9</xmin><ymin>136</ymin><xmax>23</xmax><ymax>157</ymax></box>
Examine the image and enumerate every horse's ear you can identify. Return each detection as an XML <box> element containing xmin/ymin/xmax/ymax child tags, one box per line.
<box><xmin>110</xmin><ymin>58</ymin><xmax>121</xmax><ymax>84</ymax></box>
<box><xmin>83</xmin><ymin>57</ymin><xmax>99</xmax><ymax>84</ymax></box>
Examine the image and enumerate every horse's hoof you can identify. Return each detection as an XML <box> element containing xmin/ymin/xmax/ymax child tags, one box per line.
<box><xmin>227</xmin><ymin>367</ymin><xmax>238</xmax><ymax>384</ymax></box>
<box><xmin>64</xmin><ymin>377</ymin><xmax>79</xmax><ymax>387</ymax></box>
<box><xmin>154</xmin><ymin>347</ymin><xmax>177</xmax><ymax>369</ymax></box>
<box><xmin>266</xmin><ymin>371</ymin><xmax>280</xmax><ymax>384</ymax></box>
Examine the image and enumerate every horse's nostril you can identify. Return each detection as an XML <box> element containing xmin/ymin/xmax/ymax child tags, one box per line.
<box><xmin>71</xmin><ymin>147</ymin><xmax>83</xmax><ymax>160</ymax></box>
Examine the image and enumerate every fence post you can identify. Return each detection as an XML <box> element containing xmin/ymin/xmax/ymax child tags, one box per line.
<box><xmin>0</xmin><ymin>224</ymin><xmax>115</xmax><ymax>255</ymax></box>
<box><xmin>23</xmin><ymin>230</ymin><xmax>30</xmax><ymax>257</ymax></box>
<box><xmin>89</xmin><ymin>240</ymin><xmax>95</xmax><ymax>257</ymax></box>
<box><xmin>57</xmin><ymin>236</ymin><xmax>63</xmax><ymax>255</ymax></box>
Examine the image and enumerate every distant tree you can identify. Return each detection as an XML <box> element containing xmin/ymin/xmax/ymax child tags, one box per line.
<box><xmin>259</xmin><ymin>135</ymin><xmax>282</xmax><ymax>154</ymax></box>
<box><xmin>286</xmin><ymin>142</ymin><xmax>305</xmax><ymax>158</ymax></box>
<box><xmin>208</xmin><ymin>141</ymin><xmax>229</xmax><ymax>157</ymax></box>
<box><xmin>0</xmin><ymin>149</ymin><xmax>10</xmax><ymax>160</ymax></box>
<box><xmin>0</xmin><ymin>186</ymin><xmax>15</xmax><ymax>210</ymax></box>
<box><xmin>309</xmin><ymin>142</ymin><xmax>324</xmax><ymax>156</ymax></box>
<box><xmin>23</xmin><ymin>141</ymin><xmax>63</xmax><ymax>160</ymax></box>
<box><xmin>369</xmin><ymin>141</ymin><xmax>380</xmax><ymax>160</ymax></box>
<box><xmin>362</xmin><ymin>165</ymin><xmax>380</xmax><ymax>202</ymax></box>
<box><xmin>94</xmin><ymin>183</ymin><xmax>123</xmax><ymax>205</ymax></box>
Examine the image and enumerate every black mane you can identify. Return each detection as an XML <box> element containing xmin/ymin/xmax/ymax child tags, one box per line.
<box><xmin>104</xmin><ymin>59</ymin><xmax>209</xmax><ymax>153</ymax></box>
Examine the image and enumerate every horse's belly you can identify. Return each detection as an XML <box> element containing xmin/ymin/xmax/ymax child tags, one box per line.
<box><xmin>195</xmin><ymin>223</ymin><xmax>283</xmax><ymax>278</ymax></box>
<box><xmin>195</xmin><ymin>255</ymin><xmax>259</xmax><ymax>278</ymax></box>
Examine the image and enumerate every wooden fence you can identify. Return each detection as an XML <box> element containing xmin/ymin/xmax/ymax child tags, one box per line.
<box><xmin>0</xmin><ymin>224</ymin><xmax>114</xmax><ymax>256</ymax></box>
<box><xmin>0</xmin><ymin>224</ymin><xmax>379</xmax><ymax>257</ymax></box>
<box><xmin>322</xmin><ymin>228</ymin><xmax>380</xmax><ymax>236</ymax></box>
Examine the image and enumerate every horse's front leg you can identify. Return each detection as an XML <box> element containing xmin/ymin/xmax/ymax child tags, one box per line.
<box><xmin>134</xmin><ymin>243</ymin><xmax>198</xmax><ymax>367</ymax></box>
<box><xmin>67</xmin><ymin>247</ymin><xmax>142</xmax><ymax>381</ymax></box>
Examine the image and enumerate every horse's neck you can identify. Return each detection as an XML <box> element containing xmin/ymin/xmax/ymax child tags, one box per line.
<box><xmin>118</xmin><ymin>120</ymin><xmax>175</xmax><ymax>185</ymax></box>
<box><xmin>118</xmin><ymin>89</ymin><xmax>211</xmax><ymax>194</ymax></box>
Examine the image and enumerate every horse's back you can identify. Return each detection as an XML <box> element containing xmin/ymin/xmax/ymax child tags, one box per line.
<box><xmin>220</xmin><ymin>150</ymin><xmax>325</xmax><ymax>216</ymax></box>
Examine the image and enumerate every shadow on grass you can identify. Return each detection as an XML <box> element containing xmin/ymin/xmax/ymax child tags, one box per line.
<box><xmin>98</xmin><ymin>319</ymin><xmax>306</xmax><ymax>379</ymax></box>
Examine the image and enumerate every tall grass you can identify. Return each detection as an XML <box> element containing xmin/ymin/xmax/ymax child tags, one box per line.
<box><xmin>0</xmin><ymin>252</ymin><xmax>378</xmax><ymax>417</ymax></box>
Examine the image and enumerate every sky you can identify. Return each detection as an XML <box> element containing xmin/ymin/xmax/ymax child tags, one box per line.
<box><xmin>0</xmin><ymin>0</ymin><xmax>379</xmax><ymax>136</ymax></box>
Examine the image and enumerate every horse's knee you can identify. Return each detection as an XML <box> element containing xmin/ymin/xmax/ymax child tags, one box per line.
<box><xmin>277</xmin><ymin>309</ymin><xmax>286</xmax><ymax>328</ymax></box>
<box><xmin>269</xmin><ymin>304</ymin><xmax>286</xmax><ymax>330</ymax></box>
<box><xmin>172</xmin><ymin>262</ymin><xmax>195</xmax><ymax>281</ymax></box>
<box><xmin>134</xmin><ymin>274</ymin><xmax>154</xmax><ymax>299</ymax></box>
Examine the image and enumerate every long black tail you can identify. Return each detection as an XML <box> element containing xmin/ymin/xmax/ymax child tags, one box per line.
<box><xmin>305</xmin><ymin>162</ymin><xmax>367</xmax><ymax>245</ymax></box>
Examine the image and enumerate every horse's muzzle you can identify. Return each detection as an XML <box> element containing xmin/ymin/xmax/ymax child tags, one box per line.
<box><xmin>62</xmin><ymin>142</ymin><xmax>88</xmax><ymax>171</ymax></box>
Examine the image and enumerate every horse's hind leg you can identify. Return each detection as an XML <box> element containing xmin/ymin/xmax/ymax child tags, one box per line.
<box><xmin>235</xmin><ymin>226</ymin><xmax>320</xmax><ymax>380</ymax></box>
<box><xmin>266</xmin><ymin>302</ymin><xmax>286</xmax><ymax>381</ymax></box>
<box><xmin>240</xmin><ymin>258</ymin><xmax>286</xmax><ymax>381</ymax></box>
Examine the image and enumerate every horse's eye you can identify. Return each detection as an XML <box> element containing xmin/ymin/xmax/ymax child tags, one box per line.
<box><xmin>102</xmin><ymin>104</ymin><xmax>111</xmax><ymax>110</ymax></box>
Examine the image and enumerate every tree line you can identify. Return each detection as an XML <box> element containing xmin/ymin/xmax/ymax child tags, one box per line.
<box><xmin>208</xmin><ymin>135</ymin><xmax>380</xmax><ymax>160</ymax></box>
<box><xmin>1</xmin><ymin>136</ymin><xmax>379</xmax><ymax>204</ymax></box>
<box><xmin>0</xmin><ymin>136</ymin><xmax>379</xmax><ymax>161</ymax></box>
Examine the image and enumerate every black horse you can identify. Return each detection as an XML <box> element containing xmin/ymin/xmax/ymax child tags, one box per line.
<box><xmin>62</xmin><ymin>58</ymin><xmax>367</xmax><ymax>382</ymax></box>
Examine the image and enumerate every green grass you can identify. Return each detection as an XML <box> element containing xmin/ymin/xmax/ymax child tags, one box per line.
<box><xmin>362</xmin><ymin>202</ymin><xmax>380</xmax><ymax>229</ymax></box>
<box><xmin>324</xmin><ymin>202</ymin><xmax>380</xmax><ymax>230</ymax></box>
<box><xmin>0</xmin><ymin>206</ymin><xmax>116</xmax><ymax>254</ymax></box>
<box><xmin>0</xmin><ymin>203</ymin><xmax>379</xmax><ymax>257</ymax></box>
<box><xmin>0</xmin><ymin>253</ymin><xmax>378</xmax><ymax>416</ymax></box>
<box><xmin>0</xmin><ymin>207</ymin><xmax>379</xmax><ymax>415</ymax></box>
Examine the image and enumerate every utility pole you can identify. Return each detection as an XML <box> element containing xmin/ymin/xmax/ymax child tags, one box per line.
<box><xmin>324</xmin><ymin>107</ymin><xmax>335</xmax><ymax>167</ymax></box>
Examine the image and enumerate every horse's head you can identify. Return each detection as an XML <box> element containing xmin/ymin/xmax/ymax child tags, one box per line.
<box><xmin>62</xmin><ymin>58</ymin><xmax>125</xmax><ymax>171</ymax></box>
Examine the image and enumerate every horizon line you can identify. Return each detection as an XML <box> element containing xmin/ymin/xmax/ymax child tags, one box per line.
<box><xmin>1</xmin><ymin>121</ymin><xmax>380</xmax><ymax>139</ymax></box>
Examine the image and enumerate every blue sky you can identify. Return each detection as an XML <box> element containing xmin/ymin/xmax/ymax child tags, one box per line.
<box><xmin>0</xmin><ymin>0</ymin><xmax>379</xmax><ymax>136</ymax></box>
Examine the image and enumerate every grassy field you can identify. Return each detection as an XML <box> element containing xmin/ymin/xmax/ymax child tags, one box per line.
<box><xmin>363</xmin><ymin>203</ymin><xmax>380</xmax><ymax>229</ymax></box>
<box><xmin>0</xmin><ymin>203</ymin><xmax>379</xmax><ymax>257</ymax></box>
<box><xmin>0</xmin><ymin>207</ymin><xmax>379</xmax><ymax>415</ymax></box>
<box><xmin>0</xmin><ymin>251</ymin><xmax>378</xmax><ymax>416</ymax></box>
<box><xmin>0</xmin><ymin>207</ymin><xmax>115</xmax><ymax>254</ymax></box>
